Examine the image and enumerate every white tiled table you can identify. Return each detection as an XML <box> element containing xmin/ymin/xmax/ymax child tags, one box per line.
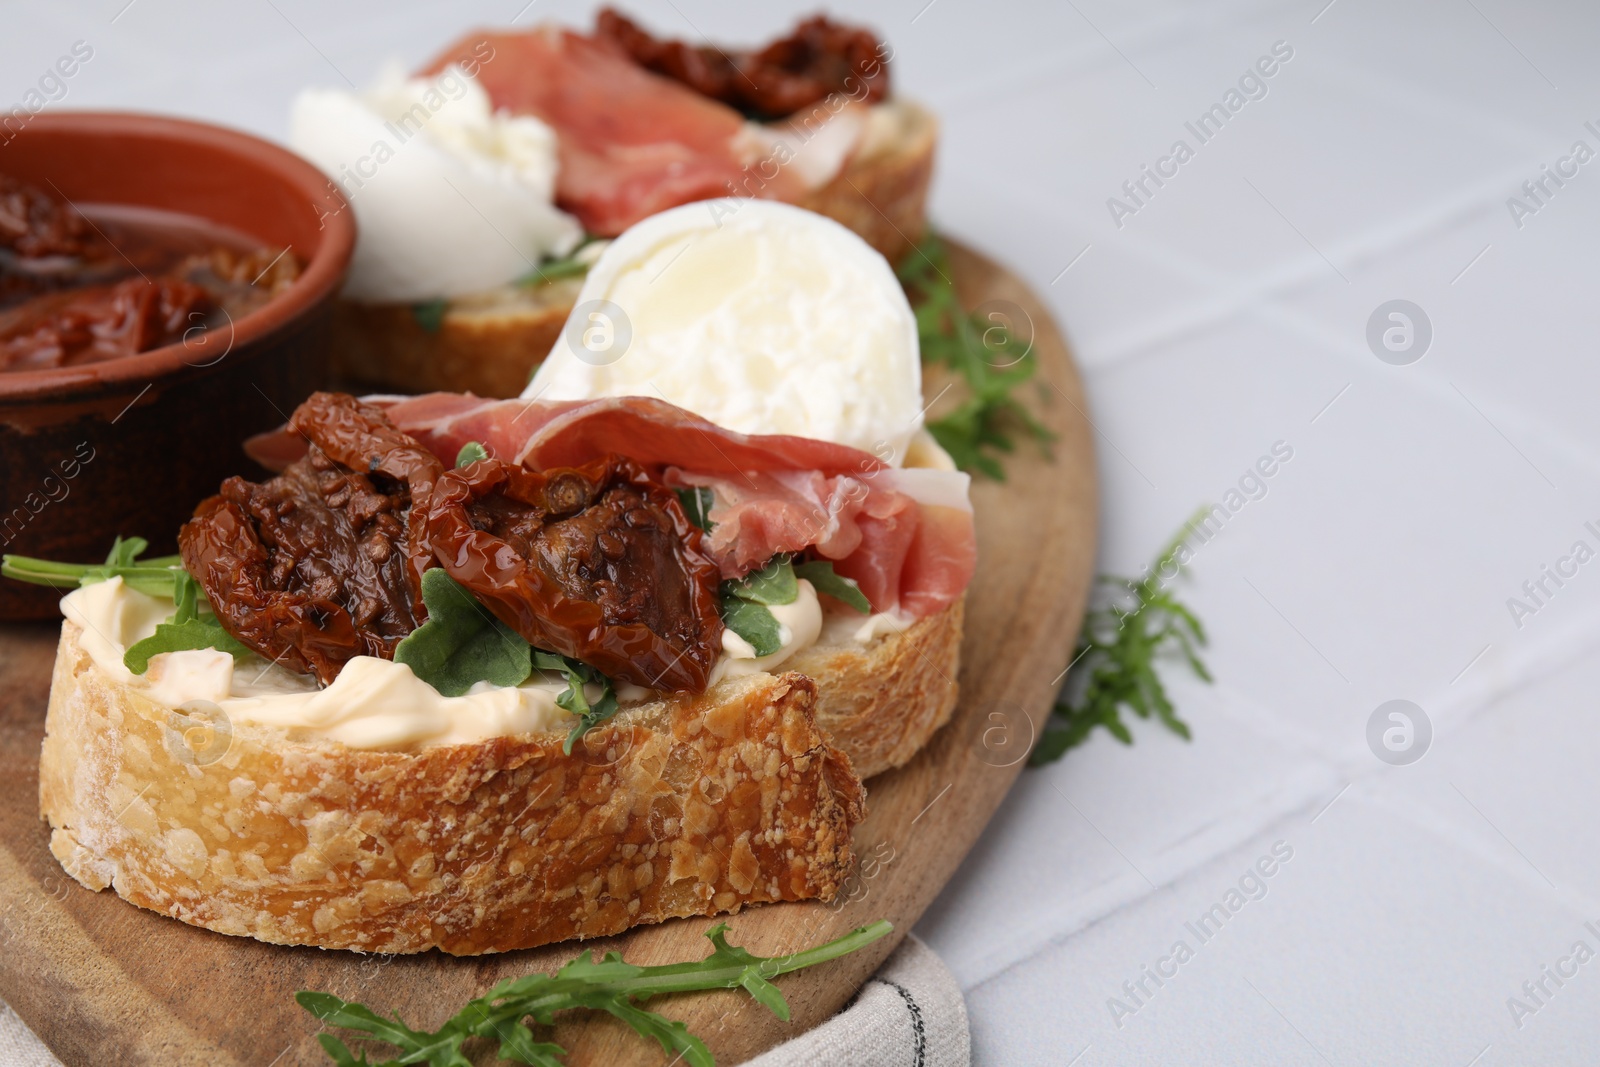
<box><xmin>7</xmin><ymin>0</ymin><xmax>1600</xmax><ymax>1062</ymax></box>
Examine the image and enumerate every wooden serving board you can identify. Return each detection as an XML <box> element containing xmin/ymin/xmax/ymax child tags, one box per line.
<box><xmin>0</xmin><ymin>241</ymin><xmax>1097</xmax><ymax>1066</ymax></box>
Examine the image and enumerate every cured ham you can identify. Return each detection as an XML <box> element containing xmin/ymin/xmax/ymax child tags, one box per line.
<box><xmin>422</xmin><ymin>29</ymin><xmax>805</xmax><ymax>236</ymax></box>
<box><xmin>244</xmin><ymin>393</ymin><xmax>974</xmax><ymax>618</ymax></box>
<box><xmin>247</xmin><ymin>393</ymin><xmax>884</xmax><ymax>478</ymax></box>
<box><xmin>667</xmin><ymin>467</ymin><xmax>973</xmax><ymax>618</ymax></box>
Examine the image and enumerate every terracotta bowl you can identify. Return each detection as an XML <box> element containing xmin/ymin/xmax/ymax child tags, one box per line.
<box><xmin>0</xmin><ymin>112</ymin><xmax>354</xmax><ymax>619</ymax></box>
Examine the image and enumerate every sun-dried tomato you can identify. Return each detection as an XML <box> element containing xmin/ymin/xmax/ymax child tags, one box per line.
<box><xmin>184</xmin><ymin>393</ymin><xmax>723</xmax><ymax>693</ymax></box>
<box><xmin>422</xmin><ymin>453</ymin><xmax>724</xmax><ymax>692</ymax></box>
<box><xmin>596</xmin><ymin>8</ymin><xmax>890</xmax><ymax>121</ymax></box>
<box><xmin>0</xmin><ymin>173</ymin><xmax>305</xmax><ymax>365</ymax></box>
<box><xmin>179</xmin><ymin>394</ymin><xmax>440</xmax><ymax>684</ymax></box>
<box><xmin>0</xmin><ymin>276</ymin><xmax>216</xmax><ymax>371</ymax></box>
<box><xmin>0</xmin><ymin>174</ymin><xmax>108</xmax><ymax>261</ymax></box>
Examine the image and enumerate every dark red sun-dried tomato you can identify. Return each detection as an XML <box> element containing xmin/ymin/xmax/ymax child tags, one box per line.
<box><xmin>422</xmin><ymin>453</ymin><xmax>724</xmax><ymax>692</ymax></box>
<box><xmin>0</xmin><ymin>276</ymin><xmax>215</xmax><ymax>371</ymax></box>
<box><xmin>0</xmin><ymin>174</ymin><xmax>107</xmax><ymax>262</ymax></box>
<box><xmin>179</xmin><ymin>393</ymin><xmax>442</xmax><ymax>684</ymax></box>
<box><xmin>595</xmin><ymin>8</ymin><xmax>890</xmax><ymax>120</ymax></box>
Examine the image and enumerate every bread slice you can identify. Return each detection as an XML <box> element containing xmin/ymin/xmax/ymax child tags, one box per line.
<box><xmin>37</xmin><ymin>585</ymin><xmax>962</xmax><ymax>954</ymax></box>
<box><xmin>39</xmin><ymin>621</ymin><xmax>866</xmax><ymax>955</ymax></box>
<box><xmin>330</xmin><ymin>101</ymin><xmax>938</xmax><ymax>397</ymax></box>
<box><xmin>799</xmin><ymin>597</ymin><xmax>963</xmax><ymax>779</ymax></box>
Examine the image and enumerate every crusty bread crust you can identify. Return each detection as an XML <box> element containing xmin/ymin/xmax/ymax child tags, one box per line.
<box><xmin>800</xmin><ymin>597</ymin><xmax>963</xmax><ymax>779</ymax></box>
<box><xmin>329</xmin><ymin>101</ymin><xmax>938</xmax><ymax>398</ymax></box>
<box><xmin>330</xmin><ymin>276</ymin><xmax>582</xmax><ymax>399</ymax></box>
<box><xmin>39</xmin><ymin>622</ymin><xmax>865</xmax><ymax>955</ymax></box>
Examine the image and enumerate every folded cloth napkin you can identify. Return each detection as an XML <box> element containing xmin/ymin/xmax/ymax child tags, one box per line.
<box><xmin>748</xmin><ymin>933</ymin><xmax>970</xmax><ymax>1067</ymax></box>
<box><xmin>0</xmin><ymin>934</ymin><xmax>968</xmax><ymax>1066</ymax></box>
<box><xmin>1</xmin><ymin>1002</ymin><xmax>60</xmax><ymax>1067</ymax></box>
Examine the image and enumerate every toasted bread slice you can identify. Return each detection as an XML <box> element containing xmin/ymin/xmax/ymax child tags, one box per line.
<box><xmin>38</xmin><ymin>596</ymin><xmax>962</xmax><ymax>953</ymax></box>
<box><xmin>330</xmin><ymin>100</ymin><xmax>938</xmax><ymax>397</ymax></box>
<box><xmin>39</xmin><ymin>621</ymin><xmax>866</xmax><ymax>955</ymax></box>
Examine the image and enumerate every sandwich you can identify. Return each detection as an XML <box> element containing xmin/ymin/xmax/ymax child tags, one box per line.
<box><xmin>14</xmin><ymin>200</ymin><xmax>976</xmax><ymax>955</ymax></box>
<box><xmin>287</xmin><ymin>8</ymin><xmax>936</xmax><ymax>397</ymax></box>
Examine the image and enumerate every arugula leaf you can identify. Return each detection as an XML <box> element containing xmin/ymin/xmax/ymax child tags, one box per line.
<box><xmin>793</xmin><ymin>560</ymin><xmax>870</xmax><ymax>614</ymax></box>
<box><xmin>105</xmin><ymin>535</ymin><xmax>147</xmax><ymax>569</ymax></box>
<box><xmin>898</xmin><ymin>232</ymin><xmax>1052</xmax><ymax>480</ymax></box>
<box><xmin>724</xmin><ymin>555</ymin><xmax>797</xmax><ymax>606</ymax></box>
<box><xmin>121</xmin><ymin>568</ymin><xmax>251</xmax><ymax>673</ymax></box>
<box><xmin>719</xmin><ymin>555</ymin><xmax>798</xmax><ymax>656</ymax></box>
<box><xmin>125</xmin><ymin>616</ymin><xmax>250</xmax><ymax>673</ymax></box>
<box><xmin>675</xmin><ymin>486</ymin><xmax>715</xmax><ymax>531</ymax></box>
<box><xmin>516</xmin><ymin>240</ymin><xmax>603</xmax><ymax>288</ymax></box>
<box><xmin>394</xmin><ymin>570</ymin><xmax>533</xmax><ymax>697</ymax></box>
<box><xmin>3</xmin><ymin>535</ymin><xmax>185</xmax><ymax>598</ymax></box>
<box><xmin>4</xmin><ymin>539</ymin><xmax>251</xmax><ymax>674</ymax></box>
<box><xmin>531</xmin><ymin>650</ymin><xmax>621</xmax><ymax>754</ymax></box>
<box><xmin>455</xmin><ymin>441</ymin><xmax>489</xmax><ymax>467</ymax></box>
<box><xmin>298</xmin><ymin>920</ymin><xmax>892</xmax><ymax>1067</ymax></box>
<box><xmin>1031</xmin><ymin>511</ymin><xmax>1212</xmax><ymax>765</ymax></box>
<box><xmin>517</xmin><ymin>255</ymin><xmax>591</xmax><ymax>287</ymax></box>
<box><xmin>716</xmin><ymin>556</ymin><xmax>806</xmax><ymax>657</ymax></box>
<box><xmin>720</xmin><ymin>593</ymin><xmax>783</xmax><ymax>658</ymax></box>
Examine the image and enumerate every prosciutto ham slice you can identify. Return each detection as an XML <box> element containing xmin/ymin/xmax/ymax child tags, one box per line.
<box><xmin>422</xmin><ymin>29</ymin><xmax>806</xmax><ymax>237</ymax></box>
<box><xmin>245</xmin><ymin>393</ymin><xmax>974</xmax><ymax>618</ymax></box>
<box><xmin>664</xmin><ymin>467</ymin><xmax>973</xmax><ymax>619</ymax></box>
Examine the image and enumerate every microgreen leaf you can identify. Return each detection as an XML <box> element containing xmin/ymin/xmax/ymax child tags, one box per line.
<box><xmin>298</xmin><ymin>921</ymin><xmax>892</xmax><ymax>1067</ymax></box>
<box><xmin>897</xmin><ymin>232</ymin><xmax>1052</xmax><ymax>480</ymax></box>
<box><xmin>675</xmin><ymin>486</ymin><xmax>715</xmax><ymax>531</ymax></box>
<box><xmin>720</xmin><ymin>593</ymin><xmax>783</xmax><ymax>658</ymax></box>
<box><xmin>793</xmin><ymin>560</ymin><xmax>870</xmax><ymax>614</ymax></box>
<box><xmin>532</xmin><ymin>649</ymin><xmax>622</xmax><ymax>754</ymax></box>
<box><xmin>1031</xmin><ymin>510</ymin><xmax>1212</xmax><ymax>765</ymax></box>
<box><xmin>724</xmin><ymin>555</ymin><xmax>797</xmax><ymax>606</ymax></box>
<box><xmin>455</xmin><ymin>441</ymin><xmax>489</xmax><ymax>467</ymax></box>
<box><xmin>394</xmin><ymin>570</ymin><xmax>533</xmax><ymax>697</ymax></box>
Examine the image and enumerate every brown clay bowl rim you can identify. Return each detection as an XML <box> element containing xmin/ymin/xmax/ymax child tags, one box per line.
<box><xmin>0</xmin><ymin>111</ymin><xmax>354</xmax><ymax>403</ymax></box>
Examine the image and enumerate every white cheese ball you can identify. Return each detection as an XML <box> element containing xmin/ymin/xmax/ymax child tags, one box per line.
<box><xmin>526</xmin><ymin>199</ymin><xmax>923</xmax><ymax>466</ymax></box>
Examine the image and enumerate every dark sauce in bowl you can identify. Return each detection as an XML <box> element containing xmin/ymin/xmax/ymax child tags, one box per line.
<box><xmin>0</xmin><ymin>177</ymin><xmax>302</xmax><ymax>372</ymax></box>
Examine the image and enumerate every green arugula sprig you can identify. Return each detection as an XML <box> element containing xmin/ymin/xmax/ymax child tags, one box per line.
<box><xmin>515</xmin><ymin>239</ymin><xmax>604</xmax><ymax>289</ymax></box>
<box><xmin>517</xmin><ymin>255</ymin><xmax>592</xmax><ymax>286</ymax></box>
<box><xmin>2</xmin><ymin>537</ymin><xmax>248</xmax><ymax>673</ymax></box>
<box><xmin>720</xmin><ymin>556</ymin><xmax>870</xmax><ymax>657</ymax></box>
<box><xmin>898</xmin><ymin>233</ymin><xmax>1052</xmax><ymax>480</ymax></box>
<box><xmin>298</xmin><ymin>920</ymin><xmax>892</xmax><ymax>1067</ymax></box>
<box><xmin>1031</xmin><ymin>512</ymin><xmax>1213</xmax><ymax>765</ymax></box>
<box><xmin>3</xmin><ymin>535</ymin><xmax>184</xmax><ymax>597</ymax></box>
